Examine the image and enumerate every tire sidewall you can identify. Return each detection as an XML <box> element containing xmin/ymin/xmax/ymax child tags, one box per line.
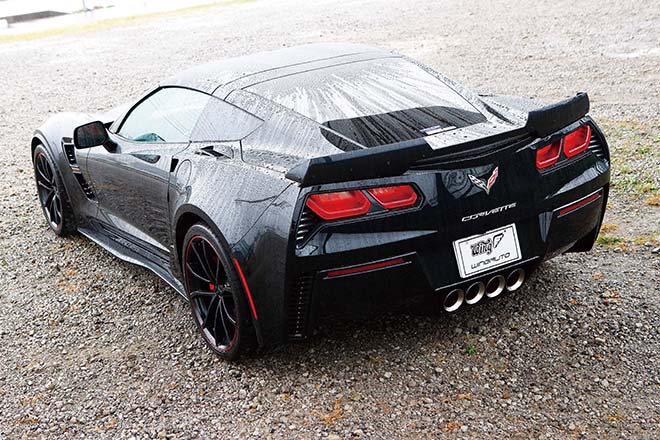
<box><xmin>183</xmin><ymin>223</ymin><xmax>250</xmax><ymax>360</ymax></box>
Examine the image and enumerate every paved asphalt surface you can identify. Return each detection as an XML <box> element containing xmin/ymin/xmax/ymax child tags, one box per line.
<box><xmin>0</xmin><ymin>0</ymin><xmax>658</xmax><ymax>438</ymax></box>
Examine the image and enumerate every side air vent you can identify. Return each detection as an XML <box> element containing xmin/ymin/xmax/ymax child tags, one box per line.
<box><xmin>62</xmin><ymin>138</ymin><xmax>95</xmax><ymax>199</ymax></box>
<box><xmin>74</xmin><ymin>173</ymin><xmax>95</xmax><ymax>198</ymax></box>
<box><xmin>587</xmin><ymin>130</ymin><xmax>607</xmax><ymax>160</ymax></box>
<box><xmin>288</xmin><ymin>273</ymin><xmax>313</xmax><ymax>339</ymax></box>
<box><xmin>296</xmin><ymin>207</ymin><xmax>320</xmax><ymax>247</ymax></box>
<box><xmin>62</xmin><ymin>138</ymin><xmax>78</xmax><ymax>168</ymax></box>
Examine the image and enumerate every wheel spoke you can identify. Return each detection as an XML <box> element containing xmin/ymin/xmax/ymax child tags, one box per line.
<box><xmin>191</xmin><ymin>241</ymin><xmax>214</xmax><ymax>282</ymax></box>
<box><xmin>199</xmin><ymin>240</ymin><xmax>218</xmax><ymax>284</ymax></box>
<box><xmin>186</xmin><ymin>262</ymin><xmax>211</xmax><ymax>284</ymax></box>
<box><xmin>36</xmin><ymin>163</ymin><xmax>50</xmax><ymax>184</ymax></box>
<box><xmin>53</xmin><ymin>196</ymin><xmax>62</xmax><ymax>225</ymax></box>
<box><xmin>202</xmin><ymin>296</ymin><xmax>219</xmax><ymax>329</ymax></box>
<box><xmin>189</xmin><ymin>290</ymin><xmax>215</xmax><ymax>299</ymax></box>
<box><xmin>38</xmin><ymin>180</ymin><xmax>53</xmax><ymax>191</ymax></box>
<box><xmin>214</xmin><ymin>256</ymin><xmax>222</xmax><ymax>287</ymax></box>
<box><xmin>216</xmin><ymin>298</ymin><xmax>232</xmax><ymax>346</ymax></box>
<box><xmin>221</xmin><ymin>298</ymin><xmax>236</xmax><ymax>325</ymax></box>
<box><xmin>49</xmin><ymin>197</ymin><xmax>59</xmax><ymax>225</ymax></box>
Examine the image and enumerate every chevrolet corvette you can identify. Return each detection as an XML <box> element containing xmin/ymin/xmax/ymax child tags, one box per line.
<box><xmin>31</xmin><ymin>43</ymin><xmax>610</xmax><ymax>359</ymax></box>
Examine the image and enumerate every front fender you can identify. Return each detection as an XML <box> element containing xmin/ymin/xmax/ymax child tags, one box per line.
<box><xmin>31</xmin><ymin>112</ymin><xmax>94</xmax><ymax>161</ymax></box>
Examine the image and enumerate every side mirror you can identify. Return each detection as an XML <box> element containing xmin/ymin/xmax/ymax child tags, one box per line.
<box><xmin>73</xmin><ymin>121</ymin><xmax>110</xmax><ymax>149</ymax></box>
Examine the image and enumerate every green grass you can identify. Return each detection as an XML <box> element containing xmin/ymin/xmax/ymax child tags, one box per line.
<box><xmin>596</xmin><ymin>235</ymin><xmax>625</xmax><ymax>246</ymax></box>
<box><xmin>0</xmin><ymin>0</ymin><xmax>254</xmax><ymax>44</ymax></box>
<box><xmin>465</xmin><ymin>344</ymin><xmax>477</xmax><ymax>356</ymax></box>
<box><xmin>600</xmin><ymin>119</ymin><xmax>660</xmax><ymax>198</ymax></box>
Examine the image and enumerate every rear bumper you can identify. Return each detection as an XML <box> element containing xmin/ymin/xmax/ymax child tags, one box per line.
<box><xmin>288</xmin><ymin>172</ymin><xmax>609</xmax><ymax>339</ymax></box>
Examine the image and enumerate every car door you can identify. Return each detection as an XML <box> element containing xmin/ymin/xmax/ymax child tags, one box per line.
<box><xmin>85</xmin><ymin>87</ymin><xmax>211</xmax><ymax>252</ymax></box>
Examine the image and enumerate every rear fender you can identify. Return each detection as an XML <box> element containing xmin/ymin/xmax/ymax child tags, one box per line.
<box><xmin>170</xmin><ymin>157</ymin><xmax>294</xmax><ymax>346</ymax></box>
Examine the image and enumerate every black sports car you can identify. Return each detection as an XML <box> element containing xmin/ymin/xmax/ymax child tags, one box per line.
<box><xmin>32</xmin><ymin>43</ymin><xmax>610</xmax><ymax>359</ymax></box>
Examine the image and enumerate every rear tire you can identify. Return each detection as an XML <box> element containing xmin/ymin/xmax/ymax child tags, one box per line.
<box><xmin>182</xmin><ymin>223</ymin><xmax>254</xmax><ymax>360</ymax></box>
<box><xmin>33</xmin><ymin>144</ymin><xmax>76</xmax><ymax>236</ymax></box>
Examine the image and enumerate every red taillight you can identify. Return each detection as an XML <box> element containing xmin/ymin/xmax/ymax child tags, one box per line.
<box><xmin>536</xmin><ymin>124</ymin><xmax>593</xmax><ymax>170</ymax></box>
<box><xmin>326</xmin><ymin>257</ymin><xmax>406</xmax><ymax>278</ymax></box>
<box><xmin>536</xmin><ymin>140</ymin><xmax>562</xmax><ymax>169</ymax></box>
<box><xmin>563</xmin><ymin>125</ymin><xmax>591</xmax><ymax>158</ymax></box>
<box><xmin>558</xmin><ymin>191</ymin><xmax>601</xmax><ymax>216</ymax></box>
<box><xmin>306</xmin><ymin>190</ymin><xmax>371</xmax><ymax>220</ymax></box>
<box><xmin>367</xmin><ymin>185</ymin><xmax>418</xmax><ymax>209</ymax></box>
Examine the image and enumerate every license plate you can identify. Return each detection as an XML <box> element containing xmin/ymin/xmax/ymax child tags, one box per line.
<box><xmin>453</xmin><ymin>224</ymin><xmax>522</xmax><ymax>278</ymax></box>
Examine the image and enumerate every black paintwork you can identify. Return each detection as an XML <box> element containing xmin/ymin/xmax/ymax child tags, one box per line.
<box><xmin>31</xmin><ymin>43</ymin><xmax>610</xmax><ymax>348</ymax></box>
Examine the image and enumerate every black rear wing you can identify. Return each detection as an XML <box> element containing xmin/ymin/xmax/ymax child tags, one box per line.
<box><xmin>285</xmin><ymin>92</ymin><xmax>589</xmax><ymax>187</ymax></box>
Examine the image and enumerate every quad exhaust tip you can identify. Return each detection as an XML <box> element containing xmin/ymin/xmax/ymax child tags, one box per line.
<box><xmin>485</xmin><ymin>275</ymin><xmax>506</xmax><ymax>298</ymax></box>
<box><xmin>443</xmin><ymin>268</ymin><xmax>526</xmax><ymax>311</ymax></box>
<box><xmin>465</xmin><ymin>281</ymin><xmax>485</xmax><ymax>305</ymax></box>
<box><xmin>443</xmin><ymin>288</ymin><xmax>464</xmax><ymax>312</ymax></box>
<box><xmin>506</xmin><ymin>268</ymin><xmax>526</xmax><ymax>291</ymax></box>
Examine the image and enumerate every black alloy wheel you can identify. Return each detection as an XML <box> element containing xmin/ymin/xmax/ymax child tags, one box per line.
<box><xmin>33</xmin><ymin>145</ymin><xmax>75</xmax><ymax>236</ymax></box>
<box><xmin>183</xmin><ymin>223</ymin><xmax>252</xmax><ymax>360</ymax></box>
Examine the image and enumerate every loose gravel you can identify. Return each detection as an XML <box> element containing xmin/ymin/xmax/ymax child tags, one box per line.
<box><xmin>0</xmin><ymin>0</ymin><xmax>658</xmax><ymax>438</ymax></box>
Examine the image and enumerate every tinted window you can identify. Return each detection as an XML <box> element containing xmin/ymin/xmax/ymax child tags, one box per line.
<box><xmin>118</xmin><ymin>88</ymin><xmax>210</xmax><ymax>143</ymax></box>
<box><xmin>191</xmin><ymin>97</ymin><xmax>263</xmax><ymax>142</ymax></box>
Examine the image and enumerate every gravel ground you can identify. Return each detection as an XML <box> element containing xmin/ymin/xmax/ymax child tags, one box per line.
<box><xmin>0</xmin><ymin>0</ymin><xmax>659</xmax><ymax>438</ymax></box>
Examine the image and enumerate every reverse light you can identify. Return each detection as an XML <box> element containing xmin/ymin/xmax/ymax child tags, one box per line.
<box><xmin>536</xmin><ymin>139</ymin><xmax>562</xmax><ymax>169</ymax></box>
<box><xmin>306</xmin><ymin>190</ymin><xmax>371</xmax><ymax>220</ymax></box>
<box><xmin>563</xmin><ymin>125</ymin><xmax>592</xmax><ymax>158</ymax></box>
<box><xmin>367</xmin><ymin>185</ymin><xmax>418</xmax><ymax>209</ymax></box>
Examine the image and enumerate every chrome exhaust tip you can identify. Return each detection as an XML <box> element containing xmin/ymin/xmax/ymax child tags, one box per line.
<box><xmin>485</xmin><ymin>275</ymin><xmax>505</xmax><ymax>298</ymax></box>
<box><xmin>506</xmin><ymin>268</ymin><xmax>526</xmax><ymax>291</ymax></box>
<box><xmin>465</xmin><ymin>281</ymin><xmax>485</xmax><ymax>305</ymax></box>
<box><xmin>443</xmin><ymin>288</ymin><xmax>464</xmax><ymax>312</ymax></box>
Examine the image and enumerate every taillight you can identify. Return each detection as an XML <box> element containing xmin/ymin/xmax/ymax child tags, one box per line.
<box><xmin>366</xmin><ymin>185</ymin><xmax>418</xmax><ymax>209</ymax></box>
<box><xmin>563</xmin><ymin>125</ymin><xmax>591</xmax><ymax>158</ymax></box>
<box><xmin>535</xmin><ymin>140</ymin><xmax>562</xmax><ymax>169</ymax></box>
<box><xmin>305</xmin><ymin>184</ymin><xmax>419</xmax><ymax>221</ymax></box>
<box><xmin>306</xmin><ymin>190</ymin><xmax>371</xmax><ymax>220</ymax></box>
<box><xmin>536</xmin><ymin>124</ymin><xmax>593</xmax><ymax>170</ymax></box>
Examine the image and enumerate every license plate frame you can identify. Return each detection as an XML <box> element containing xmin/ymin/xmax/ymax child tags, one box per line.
<box><xmin>453</xmin><ymin>224</ymin><xmax>522</xmax><ymax>278</ymax></box>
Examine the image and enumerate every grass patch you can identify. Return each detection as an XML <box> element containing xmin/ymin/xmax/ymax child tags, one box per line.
<box><xmin>632</xmin><ymin>233</ymin><xmax>660</xmax><ymax>246</ymax></box>
<box><xmin>596</xmin><ymin>235</ymin><xmax>625</xmax><ymax>246</ymax></box>
<box><xmin>465</xmin><ymin>344</ymin><xmax>477</xmax><ymax>356</ymax></box>
<box><xmin>600</xmin><ymin>119</ymin><xmax>660</xmax><ymax>199</ymax></box>
<box><xmin>599</xmin><ymin>223</ymin><xmax>618</xmax><ymax>234</ymax></box>
<box><xmin>0</xmin><ymin>0</ymin><xmax>253</xmax><ymax>44</ymax></box>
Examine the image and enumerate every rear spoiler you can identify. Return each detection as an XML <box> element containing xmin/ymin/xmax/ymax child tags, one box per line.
<box><xmin>285</xmin><ymin>92</ymin><xmax>589</xmax><ymax>187</ymax></box>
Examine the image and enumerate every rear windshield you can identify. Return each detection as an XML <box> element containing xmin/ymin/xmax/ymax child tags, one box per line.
<box><xmin>247</xmin><ymin>58</ymin><xmax>486</xmax><ymax>148</ymax></box>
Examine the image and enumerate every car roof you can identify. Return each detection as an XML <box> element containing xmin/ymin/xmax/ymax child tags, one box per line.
<box><xmin>162</xmin><ymin>43</ymin><xmax>397</xmax><ymax>97</ymax></box>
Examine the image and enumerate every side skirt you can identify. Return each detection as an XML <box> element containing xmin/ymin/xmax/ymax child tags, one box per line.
<box><xmin>78</xmin><ymin>224</ymin><xmax>186</xmax><ymax>299</ymax></box>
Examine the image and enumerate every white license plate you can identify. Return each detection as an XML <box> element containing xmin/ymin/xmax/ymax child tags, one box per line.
<box><xmin>453</xmin><ymin>224</ymin><xmax>522</xmax><ymax>278</ymax></box>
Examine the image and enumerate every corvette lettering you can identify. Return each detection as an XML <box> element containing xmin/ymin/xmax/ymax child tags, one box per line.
<box><xmin>461</xmin><ymin>203</ymin><xmax>517</xmax><ymax>222</ymax></box>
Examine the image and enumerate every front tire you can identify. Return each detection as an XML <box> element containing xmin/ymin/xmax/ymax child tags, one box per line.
<box><xmin>33</xmin><ymin>144</ymin><xmax>76</xmax><ymax>236</ymax></box>
<box><xmin>183</xmin><ymin>223</ymin><xmax>253</xmax><ymax>360</ymax></box>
